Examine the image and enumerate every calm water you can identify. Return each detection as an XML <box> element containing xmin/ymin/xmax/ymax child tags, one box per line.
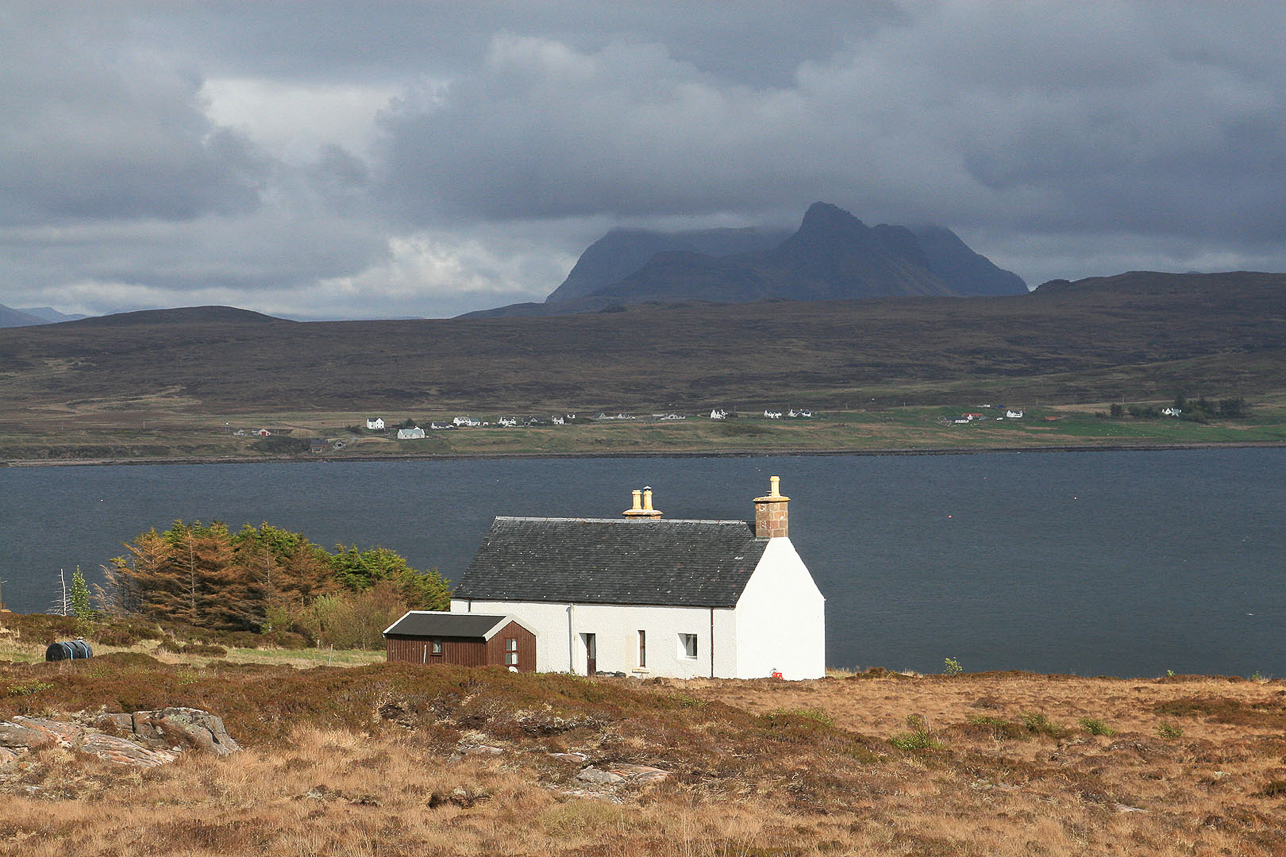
<box><xmin>1</xmin><ymin>450</ymin><xmax>1281</xmax><ymax>677</ymax></box>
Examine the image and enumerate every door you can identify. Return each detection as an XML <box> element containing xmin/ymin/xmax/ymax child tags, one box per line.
<box><xmin>583</xmin><ymin>633</ymin><xmax>596</xmax><ymax>676</ymax></box>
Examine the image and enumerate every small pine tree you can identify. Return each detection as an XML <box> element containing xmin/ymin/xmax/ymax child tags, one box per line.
<box><xmin>70</xmin><ymin>566</ymin><xmax>94</xmax><ymax>620</ymax></box>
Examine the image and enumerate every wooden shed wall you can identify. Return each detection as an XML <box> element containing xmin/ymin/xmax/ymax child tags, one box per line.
<box><xmin>386</xmin><ymin>637</ymin><xmax>488</xmax><ymax>666</ymax></box>
<box><xmin>385</xmin><ymin>622</ymin><xmax>536</xmax><ymax>672</ymax></box>
<box><xmin>484</xmin><ymin>621</ymin><xmax>537</xmax><ymax>672</ymax></box>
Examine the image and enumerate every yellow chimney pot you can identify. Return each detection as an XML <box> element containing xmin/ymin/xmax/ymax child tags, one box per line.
<box><xmin>623</xmin><ymin>487</ymin><xmax>662</xmax><ymax>518</ymax></box>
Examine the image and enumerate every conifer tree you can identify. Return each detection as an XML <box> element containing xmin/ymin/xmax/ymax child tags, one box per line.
<box><xmin>99</xmin><ymin>520</ymin><xmax>448</xmax><ymax>633</ymax></box>
<box><xmin>70</xmin><ymin>567</ymin><xmax>94</xmax><ymax>620</ymax></box>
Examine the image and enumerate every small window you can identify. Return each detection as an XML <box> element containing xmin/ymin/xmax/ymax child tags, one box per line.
<box><xmin>679</xmin><ymin>633</ymin><xmax>698</xmax><ymax>660</ymax></box>
<box><xmin>505</xmin><ymin>637</ymin><xmax>518</xmax><ymax>666</ymax></box>
<box><xmin>638</xmin><ymin>630</ymin><xmax>647</xmax><ymax>668</ymax></box>
<box><xmin>430</xmin><ymin>639</ymin><xmax>443</xmax><ymax>655</ymax></box>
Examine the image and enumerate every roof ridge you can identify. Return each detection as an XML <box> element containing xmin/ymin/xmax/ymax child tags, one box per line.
<box><xmin>494</xmin><ymin>515</ymin><xmax>751</xmax><ymax>525</ymax></box>
<box><xmin>459</xmin><ymin>516</ymin><xmax>771</xmax><ymax>607</ymax></box>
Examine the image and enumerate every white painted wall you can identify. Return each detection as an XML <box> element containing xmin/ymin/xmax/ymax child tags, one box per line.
<box><xmin>733</xmin><ymin>538</ymin><xmax>826</xmax><ymax>680</ymax></box>
<box><xmin>450</xmin><ymin>535</ymin><xmax>826</xmax><ymax>680</ymax></box>
<box><xmin>451</xmin><ymin>597</ymin><xmax>739</xmax><ymax>678</ymax></box>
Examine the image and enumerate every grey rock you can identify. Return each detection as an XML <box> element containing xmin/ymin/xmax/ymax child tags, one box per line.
<box><xmin>133</xmin><ymin>707</ymin><xmax>240</xmax><ymax>756</ymax></box>
<box><xmin>81</xmin><ymin>733</ymin><xmax>177</xmax><ymax>768</ymax></box>
<box><xmin>0</xmin><ymin>722</ymin><xmax>55</xmax><ymax>749</ymax></box>
<box><xmin>576</xmin><ymin>766</ymin><xmax>626</xmax><ymax>785</ymax></box>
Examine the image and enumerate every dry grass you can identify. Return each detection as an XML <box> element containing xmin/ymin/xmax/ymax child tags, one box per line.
<box><xmin>2</xmin><ymin>660</ymin><xmax>1286</xmax><ymax>856</ymax></box>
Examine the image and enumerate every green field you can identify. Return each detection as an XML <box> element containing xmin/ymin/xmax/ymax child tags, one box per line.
<box><xmin>3</xmin><ymin>399</ymin><xmax>1283</xmax><ymax>464</ymax></box>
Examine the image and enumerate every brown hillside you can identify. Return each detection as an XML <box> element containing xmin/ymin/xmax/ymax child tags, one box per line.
<box><xmin>0</xmin><ymin>272</ymin><xmax>1282</xmax><ymax>419</ymax></box>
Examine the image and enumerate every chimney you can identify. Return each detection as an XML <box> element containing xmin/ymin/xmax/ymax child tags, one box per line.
<box><xmin>753</xmin><ymin>476</ymin><xmax>789</xmax><ymax>538</ymax></box>
<box><xmin>623</xmin><ymin>486</ymin><xmax>662</xmax><ymax>519</ymax></box>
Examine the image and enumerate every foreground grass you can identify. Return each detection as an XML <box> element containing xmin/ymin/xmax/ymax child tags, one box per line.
<box><xmin>2</xmin><ymin>653</ymin><xmax>1285</xmax><ymax>856</ymax></box>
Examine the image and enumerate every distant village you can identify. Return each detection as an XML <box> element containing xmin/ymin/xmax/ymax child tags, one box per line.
<box><xmin>222</xmin><ymin>394</ymin><xmax>1237</xmax><ymax>453</ymax></box>
<box><xmin>221</xmin><ymin>404</ymin><xmax>1085</xmax><ymax>452</ymax></box>
<box><xmin>940</xmin><ymin>405</ymin><xmax>1027</xmax><ymax>425</ymax></box>
<box><xmin>356</xmin><ymin>408</ymin><xmax>819</xmax><ymax>442</ymax></box>
<box><xmin>230</xmin><ymin>407</ymin><xmax>825</xmax><ymax>452</ymax></box>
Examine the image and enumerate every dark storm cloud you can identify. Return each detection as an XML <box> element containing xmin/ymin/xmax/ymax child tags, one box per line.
<box><xmin>376</xmin><ymin>2</ymin><xmax>1286</xmax><ymax>251</ymax></box>
<box><xmin>0</xmin><ymin>2</ymin><xmax>1283</xmax><ymax>317</ymax></box>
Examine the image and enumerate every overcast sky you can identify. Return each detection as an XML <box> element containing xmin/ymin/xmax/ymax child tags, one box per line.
<box><xmin>2</xmin><ymin>2</ymin><xmax>1283</xmax><ymax>320</ymax></box>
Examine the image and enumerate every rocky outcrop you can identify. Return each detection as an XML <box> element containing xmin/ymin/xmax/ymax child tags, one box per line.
<box><xmin>121</xmin><ymin>707</ymin><xmax>241</xmax><ymax>756</ymax></box>
<box><xmin>0</xmin><ymin>708</ymin><xmax>238</xmax><ymax>768</ymax></box>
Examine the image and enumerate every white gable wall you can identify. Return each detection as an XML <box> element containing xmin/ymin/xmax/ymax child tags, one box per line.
<box><xmin>451</xmin><ymin>598</ymin><xmax>739</xmax><ymax>677</ymax></box>
<box><xmin>733</xmin><ymin>538</ymin><xmax>826</xmax><ymax>680</ymax></box>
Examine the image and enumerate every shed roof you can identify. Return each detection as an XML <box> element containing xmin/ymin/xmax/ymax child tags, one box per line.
<box><xmin>452</xmin><ymin>517</ymin><xmax>768</xmax><ymax>608</ymax></box>
<box><xmin>382</xmin><ymin>612</ymin><xmax>526</xmax><ymax>639</ymax></box>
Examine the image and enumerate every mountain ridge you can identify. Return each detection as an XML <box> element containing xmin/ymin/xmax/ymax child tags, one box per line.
<box><xmin>474</xmin><ymin>202</ymin><xmax>1027</xmax><ymax>318</ymax></box>
<box><xmin>0</xmin><ymin>304</ymin><xmax>46</xmax><ymax>328</ymax></box>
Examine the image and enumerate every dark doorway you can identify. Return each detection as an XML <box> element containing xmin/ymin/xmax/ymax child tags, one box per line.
<box><xmin>583</xmin><ymin>633</ymin><xmax>596</xmax><ymax>675</ymax></box>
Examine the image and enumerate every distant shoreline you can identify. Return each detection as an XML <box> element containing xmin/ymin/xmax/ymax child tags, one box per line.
<box><xmin>4</xmin><ymin>439</ymin><xmax>1284</xmax><ymax>468</ymax></box>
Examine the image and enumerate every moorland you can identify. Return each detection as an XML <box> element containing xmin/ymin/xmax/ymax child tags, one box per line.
<box><xmin>2</xmin><ymin>613</ymin><xmax>1285</xmax><ymax>857</ymax></box>
<box><xmin>1</xmin><ymin>271</ymin><xmax>1284</xmax><ymax>463</ymax></box>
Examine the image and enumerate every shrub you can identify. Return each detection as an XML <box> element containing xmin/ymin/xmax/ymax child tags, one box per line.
<box><xmin>302</xmin><ymin>582</ymin><xmax>410</xmax><ymax>650</ymax></box>
<box><xmin>158</xmin><ymin>639</ymin><xmax>227</xmax><ymax>656</ymax></box>
<box><xmin>6</xmin><ymin>679</ymin><xmax>54</xmax><ymax>697</ymax></box>
<box><xmin>258</xmin><ymin>631</ymin><xmax>310</xmax><ymax>650</ymax></box>
<box><xmin>764</xmin><ymin>707</ymin><xmax>835</xmax><ymax>728</ymax></box>
<box><xmin>1021</xmin><ymin>711</ymin><xmax>1068</xmax><ymax>739</ymax></box>
<box><xmin>1079</xmin><ymin>717</ymin><xmax>1115</xmax><ymax>736</ymax></box>
<box><xmin>0</xmin><ymin>612</ymin><xmax>80</xmax><ymax>643</ymax></box>
<box><xmin>943</xmin><ymin>657</ymin><xmax>963</xmax><ymax>677</ymax></box>
<box><xmin>966</xmin><ymin>715</ymin><xmax>1029</xmax><ymax>741</ymax></box>
<box><xmin>1156</xmin><ymin>721</ymin><xmax>1184</xmax><ymax>739</ymax></box>
<box><xmin>891</xmin><ymin>714</ymin><xmax>940</xmax><ymax>750</ymax></box>
<box><xmin>89</xmin><ymin>618</ymin><xmax>164</xmax><ymax>647</ymax></box>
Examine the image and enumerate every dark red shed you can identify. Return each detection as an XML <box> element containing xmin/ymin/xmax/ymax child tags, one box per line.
<box><xmin>382</xmin><ymin>612</ymin><xmax>537</xmax><ymax>672</ymax></box>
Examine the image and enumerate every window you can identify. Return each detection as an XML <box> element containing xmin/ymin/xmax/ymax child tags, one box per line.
<box><xmin>638</xmin><ymin>630</ymin><xmax>647</xmax><ymax>668</ymax></box>
<box><xmin>679</xmin><ymin>633</ymin><xmax>698</xmax><ymax>660</ymax></box>
<box><xmin>505</xmin><ymin>637</ymin><xmax>518</xmax><ymax>666</ymax></box>
<box><xmin>430</xmin><ymin>639</ymin><xmax>442</xmax><ymax>655</ymax></box>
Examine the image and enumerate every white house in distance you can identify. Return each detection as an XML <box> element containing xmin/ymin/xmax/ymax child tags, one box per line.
<box><xmin>449</xmin><ymin>477</ymin><xmax>825</xmax><ymax>680</ymax></box>
<box><xmin>397</xmin><ymin>426</ymin><xmax>425</xmax><ymax>439</ymax></box>
<box><xmin>366</xmin><ymin>417</ymin><xmax>385</xmax><ymax>430</ymax></box>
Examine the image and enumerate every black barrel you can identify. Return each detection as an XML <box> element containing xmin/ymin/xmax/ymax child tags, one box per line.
<box><xmin>45</xmin><ymin>639</ymin><xmax>94</xmax><ymax>661</ymax></box>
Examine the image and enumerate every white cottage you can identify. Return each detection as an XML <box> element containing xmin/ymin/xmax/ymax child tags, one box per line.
<box><xmin>449</xmin><ymin>477</ymin><xmax>825</xmax><ymax>680</ymax></box>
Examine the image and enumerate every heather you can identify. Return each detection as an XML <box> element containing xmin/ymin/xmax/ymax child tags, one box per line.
<box><xmin>2</xmin><ymin>642</ymin><xmax>1284</xmax><ymax>856</ymax></box>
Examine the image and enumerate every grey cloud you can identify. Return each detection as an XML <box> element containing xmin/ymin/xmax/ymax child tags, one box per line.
<box><xmin>0</xmin><ymin>7</ymin><xmax>267</xmax><ymax>227</ymax></box>
<box><xmin>375</xmin><ymin>3</ymin><xmax>1286</xmax><ymax>256</ymax></box>
<box><xmin>2</xmin><ymin>2</ymin><xmax>1285</xmax><ymax>319</ymax></box>
<box><xmin>136</xmin><ymin>1</ymin><xmax>900</xmax><ymax>88</ymax></box>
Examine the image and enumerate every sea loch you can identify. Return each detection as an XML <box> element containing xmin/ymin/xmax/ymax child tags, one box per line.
<box><xmin>1</xmin><ymin>448</ymin><xmax>1280</xmax><ymax>678</ymax></box>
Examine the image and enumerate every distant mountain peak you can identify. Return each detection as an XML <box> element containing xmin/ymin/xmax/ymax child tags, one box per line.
<box><xmin>0</xmin><ymin>303</ymin><xmax>47</xmax><ymax>328</ymax></box>
<box><xmin>484</xmin><ymin>202</ymin><xmax>1027</xmax><ymax>318</ymax></box>
<box><xmin>799</xmin><ymin>201</ymin><xmax>865</xmax><ymax>232</ymax></box>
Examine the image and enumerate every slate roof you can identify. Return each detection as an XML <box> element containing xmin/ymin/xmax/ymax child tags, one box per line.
<box><xmin>382</xmin><ymin>612</ymin><xmax>518</xmax><ymax>639</ymax></box>
<box><xmin>452</xmin><ymin>517</ymin><xmax>769</xmax><ymax>608</ymax></box>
